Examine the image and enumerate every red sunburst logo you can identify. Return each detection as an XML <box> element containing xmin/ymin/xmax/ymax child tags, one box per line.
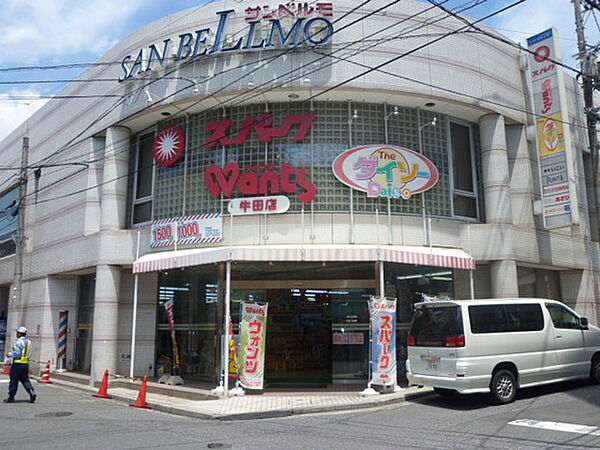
<box><xmin>153</xmin><ymin>125</ymin><xmax>185</xmax><ymax>166</ymax></box>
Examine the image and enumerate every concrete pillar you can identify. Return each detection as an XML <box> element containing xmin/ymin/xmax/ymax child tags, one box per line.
<box><xmin>100</xmin><ymin>126</ymin><xmax>130</xmax><ymax>231</ymax></box>
<box><xmin>505</xmin><ymin>125</ymin><xmax>534</xmax><ymax>227</ymax></box>
<box><xmin>490</xmin><ymin>260</ymin><xmax>519</xmax><ymax>298</ymax></box>
<box><xmin>479</xmin><ymin>114</ymin><xmax>512</xmax><ymax>224</ymax></box>
<box><xmin>90</xmin><ymin>265</ymin><xmax>120</xmax><ymax>385</ymax></box>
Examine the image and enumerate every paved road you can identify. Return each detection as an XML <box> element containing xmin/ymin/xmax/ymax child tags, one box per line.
<box><xmin>0</xmin><ymin>378</ymin><xmax>599</xmax><ymax>449</ymax></box>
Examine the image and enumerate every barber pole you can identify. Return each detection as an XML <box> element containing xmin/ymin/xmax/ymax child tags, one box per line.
<box><xmin>57</xmin><ymin>310</ymin><xmax>68</xmax><ymax>371</ymax></box>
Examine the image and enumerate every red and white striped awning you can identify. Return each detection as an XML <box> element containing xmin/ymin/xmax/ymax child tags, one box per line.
<box><xmin>133</xmin><ymin>244</ymin><xmax>476</xmax><ymax>274</ymax></box>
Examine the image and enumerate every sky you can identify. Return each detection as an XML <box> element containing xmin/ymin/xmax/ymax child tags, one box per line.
<box><xmin>0</xmin><ymin>0</ymin><xmax>595</xmax><ymax>142</ymax></box>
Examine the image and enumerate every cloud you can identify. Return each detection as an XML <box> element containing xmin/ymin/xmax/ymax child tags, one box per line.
<box><xmin>0</xmin><ymin>0</ymin><xmax>146</xmax><ymax>64</ymax></box>
<box><xmin>0</xmin><ymin>89</ymin><xmax>48</xmax><ymax>142</ymax></box>
<box><xmin>490</xmin><ymin>0</ymin><xmax>597</xmax><ymax>69</ymax></box>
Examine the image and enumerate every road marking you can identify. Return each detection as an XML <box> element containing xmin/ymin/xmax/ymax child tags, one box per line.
<box><xmin>509</xmin><ymin>419</ymin><xmax>600</xmax><ymax>436</ymax></box>
<box><xmin>0</xmin><ymin>380</ymin><xmax>9</xmax><ymax>383</ymax></box>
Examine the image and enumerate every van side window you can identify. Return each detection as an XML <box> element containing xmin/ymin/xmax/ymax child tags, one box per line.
<box><xmin>469</xmin><ymin>304</ymin><xmax>544</xmax><ymax>333</ymax></box>
<box><xmin>505</xmin><ymin>304</ymin><xmax>544</xmax><ymax>331</ymax></box>
<box><xmin>545</xmin><ymin>303</ymin><xmax>580</xmax><ymax>329</ymax></box>
<box><xmin>469</xmin><ymin>305</ymin><xmax>509</xmax><ymax>333</ymax></box>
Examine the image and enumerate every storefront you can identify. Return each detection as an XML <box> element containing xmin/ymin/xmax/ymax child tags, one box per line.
<box><xmin>0</xmin><ymin>0</ymin><xmax>598</xmax><ymax>388</ymax></box>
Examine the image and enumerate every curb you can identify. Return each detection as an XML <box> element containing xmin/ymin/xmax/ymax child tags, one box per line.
<box><xmin>43</xmin><ymin>377</ymin><xmax>431</xmax><ymax>421</ymax></box>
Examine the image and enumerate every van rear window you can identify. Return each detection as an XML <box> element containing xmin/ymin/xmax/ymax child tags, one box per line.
<box><xmin>469</xmin><ymin>304</ymin><xmax>544</xmax><ymax>333</ymax></box>
<box><xmin>409</xmin><ymin>306</ymin><xmax>463</xmax><ymax>347</ymax></box>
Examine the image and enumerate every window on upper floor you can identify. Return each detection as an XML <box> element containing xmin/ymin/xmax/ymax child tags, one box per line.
<box><xmin>132</xmin><ymin>131</ymin><xmax>155</xmax><ymax>225</ymax></box>
<box><xmin>450</xmin><ymin>121</ymin><xmax>478</xmax><ymax>219</ymax></box>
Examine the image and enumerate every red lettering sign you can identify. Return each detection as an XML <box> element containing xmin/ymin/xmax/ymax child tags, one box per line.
<box><xmin>204</xmin><ymin>163</ymin><xmax>317</xmax><ymax>202</ymax></box>
<box><xmin>204</xmin><ymin>113</ymin><xmax>315</xmax><ymax>148</ymax></box>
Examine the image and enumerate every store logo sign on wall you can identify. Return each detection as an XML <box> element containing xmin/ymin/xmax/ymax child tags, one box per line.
<box><xmin>153</xmin><ymin>125</ymin><xmax>185</xmax><ymax>166</ymax></box>
<box><xmin>205</xmin><ymin>163</ymin><xmax>317</xmax><ymax>202</ymax></box>
<box><xmin>332</xmin><ymin>145</ymin><xmax>439</xmax><ymax>199</ymax></box>
<box><xmin>204</xmin><ymin>113</ymin><xmax>314</xmax><ymax>148</ymax></box>
<box><xmin>119</xmin><ymin>5</ymin><xmax>334</xmax><ymax>82</ymax></box>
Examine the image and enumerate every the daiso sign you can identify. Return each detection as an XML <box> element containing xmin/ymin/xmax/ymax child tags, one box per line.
<box><xmin>119</xmin><ymin>4</ymin><xmax>334</xmax><ymax>82</ymax></box>
<box><xmin>332</xmin><ymin>145</ymin><xmax>439</xmax><ymax>200</ymax></box>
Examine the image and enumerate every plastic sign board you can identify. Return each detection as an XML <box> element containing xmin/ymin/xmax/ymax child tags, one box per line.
<box><xmin>239</xmin><ymin>302</ymin><xmax>268</xmax><ymax>390</ymax></box>
<box><xmin>527</xmin><ymin>28</ymin><xmax>579</xmax><ymax>228</ymax></box>
<box><xmin>153</xmin><ymin>125</ymin><xmax>185</xmax><ymax>166</ymax></box>
<box><xmin>369</xmin><ymin>297</ymin><xmax>397</xmax><ymax>386</ymax></box>
<box><xmin>228</xmin><ymin>195</ymin><xmax>290</xmax><ymax>215</ymax></box>
<box><xmin>150</xmin><ymin>213</ymin><xmax>222</xmax><ymax>247</ymax></box>
<box><xmin>119</xmin><ymin>5</ymin><xmax>334</xmax><ymax>82</ymax></box>
<box><xmin>332</xmin><ymin>145</ymin><xmax>439</xmax><ymax>199</ymax></box>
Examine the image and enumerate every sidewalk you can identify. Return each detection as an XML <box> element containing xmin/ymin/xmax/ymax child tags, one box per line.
<box><xmin>40</xmin><ymin>373</ymin><xmax>432</xmax><ymax>420</ymax></box>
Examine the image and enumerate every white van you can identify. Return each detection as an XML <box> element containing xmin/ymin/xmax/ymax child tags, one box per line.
<box><xmin>406</xmin><ymin>298</ymin><xmax>600</xmax><ymax>404</ymax></box>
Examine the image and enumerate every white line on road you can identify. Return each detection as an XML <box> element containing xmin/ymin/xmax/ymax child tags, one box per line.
<box><xmin>0</xmin><ymin>380</ymin><xmax>9</xmax><ymax>383</ymax></box>
<box><xmin>509</xmin><ymin>419</ymin><xmax>600</xmax><ymax>436</ymax></box>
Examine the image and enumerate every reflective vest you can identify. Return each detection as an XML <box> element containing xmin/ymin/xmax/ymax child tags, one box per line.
<box><xmin>13</xmin><ymin>338</ymin><xmax>31</xmax><ymax>364</ymax></box>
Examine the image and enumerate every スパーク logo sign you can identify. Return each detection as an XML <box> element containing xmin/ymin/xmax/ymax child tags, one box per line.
<box><xmin>332</xmin><ymin>145</ymin><xmax>438</xmax><ymax>199</ymax></box>
<box><xmin>205</xmin><ymin>163</ymin><xmax>317</xmax><ymax>202</ymax></box>
<box><xmin>153</xmin><ymin>125</ymin><xmax>185</xmax><ymax>166</ymax></box>
<box><xmin>205</xmin><ymin>113</ymin><xmax>314</xmax><ymax>148</ymax></box>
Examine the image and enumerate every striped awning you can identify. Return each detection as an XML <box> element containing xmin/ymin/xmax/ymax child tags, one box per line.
<box><xmin>133</xmin><ymin>244</ymin><xmax>476</xmax><ymax>274</ymax></box>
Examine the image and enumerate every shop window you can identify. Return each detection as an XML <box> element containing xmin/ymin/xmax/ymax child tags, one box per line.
<box><xmin>132</xmin><ymin>131</ymin><xmax>155</xmax><ymax>224</ymax></box>
<box><xmin>450</xmin><ymin>121</ymin><xmax>478</xmax><ymax>219</ymax></box>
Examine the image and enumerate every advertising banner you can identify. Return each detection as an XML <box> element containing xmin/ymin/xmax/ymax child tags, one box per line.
<box><xmin>238</xmin><ymin>302</ymin><xmax>268</xmax><ymax>390</ymax></box>
<box><xmin>164</xmin><ymin>300</ymin><xmax>180</xmax><ymax>370</ymax></box>
<box><xmin>150</xmin><ymin>213</ymin><xmax>222</xmax><ymax>247</ymax></box>
<box><xmin>527</xmin><ymin>28</ymin><xmax>579</xmax><ymax>228</ymax></box>
<box><xmin>0</xmin><ymin>317</ymin><xmax>6</xmax><ymax>357</ymax></box>
<box><xmin>369</xmin><ymin>297</ymin><xmax>397</xmax><ymax>386</ymax></box>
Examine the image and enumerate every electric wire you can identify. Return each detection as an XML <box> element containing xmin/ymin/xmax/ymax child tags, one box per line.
<box><xmin>23</xmin><ymin>0</ymin><xmax>534</xmax><ymax>208</ymax></box>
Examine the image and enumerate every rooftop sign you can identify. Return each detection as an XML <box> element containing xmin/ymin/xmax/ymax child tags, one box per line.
<box><xmin>119</xmin><ymin>4</ymin><xmax>334</xmax><ymax>82</ymax></box>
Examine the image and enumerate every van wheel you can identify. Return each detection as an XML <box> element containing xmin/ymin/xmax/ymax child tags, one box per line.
<box><xmin>490</xmin><ymin>369</ymin><xmax>517</xmax><ymax>404</ymax></box>
<box><xmin>433</xmin><ymin>387</ymin><xmax>456</xmax><ymax>397</ymax></box>
<box><xmin>591</xmin><ymin>358</ymin><xmax>600</xmax><ymax>384</ymax></box>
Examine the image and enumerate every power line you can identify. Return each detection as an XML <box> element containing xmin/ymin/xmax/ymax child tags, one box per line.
<box><xmin>23</xmin><ymin>0</ymin><xmax>532</xmax><ymax>208</ymax></box>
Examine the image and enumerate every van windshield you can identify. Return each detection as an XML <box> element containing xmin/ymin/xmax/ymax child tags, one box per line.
<box><xmin>409</xmin><ymin>305</ymin><xmax>463</xmax><ymax>347</ymax></box>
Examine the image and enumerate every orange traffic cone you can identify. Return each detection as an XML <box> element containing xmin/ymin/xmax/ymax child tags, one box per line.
<box><xmin>92</xmin><ymin>370</ymin><xmax>111</xmax><ymax>399</ymax></box>
<box><xmin>39</xmin><ymin>360</ymin><xmax>52</xmax><ymax>384</ymax></box>
<box><xmin>2</xmin><ymin>364</ymin><xmax>9</xmax><ymax>375</ymax></box>
<box><xmin>130</xmin><ymin>376</ymin><xmax>151</xmax><ymax>409</ymax></box>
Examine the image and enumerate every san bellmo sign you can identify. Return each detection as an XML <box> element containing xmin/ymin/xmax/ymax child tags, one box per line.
<box><xmin>119</xmin><ymin>3</ymin><xmax>335</xmax><ymax>82</ymax></box>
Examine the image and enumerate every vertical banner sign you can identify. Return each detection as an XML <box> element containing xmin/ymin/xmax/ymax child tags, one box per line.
<box><xmin>0</xmin><ymin>316</ymin><xmax>6</xmax><ymax>357</ymax></box>
<box><xmin>239</xmin><ymin>302</ymin><xmax>268</xmax><ymax>390</ymax></box>
<box><xmin>228</xmin><ymin>319</ymin><xmax>239</xmax><ymax>379</ymax></box>
<box><xmin>369</xmin><ymin>297</ymin><xmax>397</xmax><ymax>386</ymax></box>
<box><xmin>57</xmin><ymin>310</ymin><xmax>68</xmax><ymax>370</ymax></box>
<box><xmin>527</xmin><ymin>28</ymin><xmax>579</xmax><ymax>228</ymax></box>
<box><xmin>164</xmin><ymin>300</ymin><xmax>181</xmax><ymax>370</ymax></box>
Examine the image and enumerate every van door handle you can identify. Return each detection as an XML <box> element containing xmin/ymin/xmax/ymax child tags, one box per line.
<box><xmin>556</xmin><ymin>335</ymin><xmax>562</xmax><ymax>338</ymax></box>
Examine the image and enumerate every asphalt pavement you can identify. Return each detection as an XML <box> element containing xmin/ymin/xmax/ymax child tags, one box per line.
<box><xmin>0</xmin><ymin>376</ymin><xmax>599</xmax><ymax>449</ymax></box>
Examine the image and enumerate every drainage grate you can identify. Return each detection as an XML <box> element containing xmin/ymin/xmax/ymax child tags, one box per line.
<box><xmin>34</xmin><ymin>412</ymin><xmax>73</xmax><ymax>418</ymax></box>
<box><xmin>207</xmin><ymin>444</ymin><xmax>231</xmax><ymax>449</ymax></box>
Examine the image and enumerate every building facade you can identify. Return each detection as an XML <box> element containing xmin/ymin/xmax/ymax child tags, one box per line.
<box><xmin>0</xmin><ymin>0</ymin><xmax>598</xmax><ymax>387</ymax></box>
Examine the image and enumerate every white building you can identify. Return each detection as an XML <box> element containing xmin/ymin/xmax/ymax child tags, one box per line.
<box><xmin>0</xmin><ymin>0</ymin><xmax>597</xmax><ymax>387</ymax></box>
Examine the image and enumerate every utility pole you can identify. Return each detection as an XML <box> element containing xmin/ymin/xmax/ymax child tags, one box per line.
<box><xmin>12</xmin><ymin>136</ymin><xmax>29</xmax><ymax>327</ymax></box>
<box><xmin>574</xmin><ymin>0</ymin><xmax>600</xmax><ymax>239</ymax></box>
